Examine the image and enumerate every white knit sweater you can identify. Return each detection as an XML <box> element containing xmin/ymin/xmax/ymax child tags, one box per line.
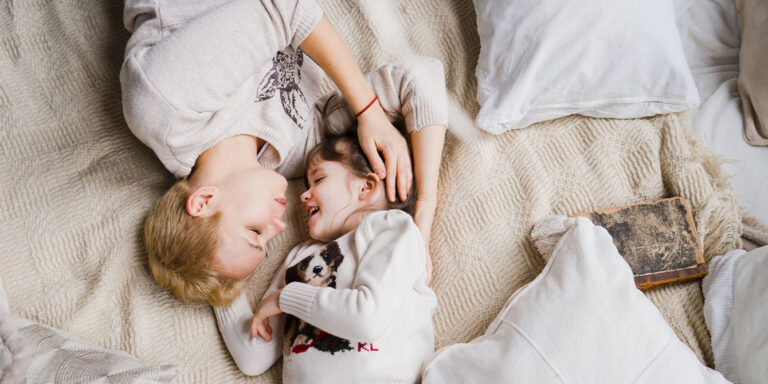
<box><xmin>215</xmin><ymin>210</ymin><xmax>437</xmax><ymax>383</ymax></box>
<box><xmin>120</xmin><ymin>0</ymin><xmax>447</xmax><ymax>178</ymax></box>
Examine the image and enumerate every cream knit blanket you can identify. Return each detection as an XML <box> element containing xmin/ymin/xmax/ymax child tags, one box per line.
<box><xmin>0</xmin><ymin>0</ymin><xmax>741</xmax><ymax>382</ymax></box>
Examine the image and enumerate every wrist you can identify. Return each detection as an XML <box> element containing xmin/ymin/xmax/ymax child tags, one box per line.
<box><xmin>355</xmin><ymin>95</ymin><xmax>379</xmax><ymax>118</ymax></box>
<box><xmin>274</xmin><ymin>289</ymin><xmax>283</xmax><ymax>309</ymax></box>
<box><xmin>413</xmin><ymin>205</ymin><xmax>436</xmax><ymax>226</ymax></box>
<box><xmin>356</xmin><ymin>98</ymin><xmax>385</xmax><ymax>121</ymax></box>
<box><xmin>415</xmin><ymin>197</ymin><xmax>438</xmax><ymax>211</ymax></box>
<box><xmin>343</xmin><ymin>82</ymin><xmax>376</xmax><ymax>114</ymax></box>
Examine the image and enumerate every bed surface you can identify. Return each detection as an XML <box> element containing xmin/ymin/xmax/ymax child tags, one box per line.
<box><xmin>0</xmin><ymin>0</ymin><xmax>744</xmax><ymax>382</ymax></box>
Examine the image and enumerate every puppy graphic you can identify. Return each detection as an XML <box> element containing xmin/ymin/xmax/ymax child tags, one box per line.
<box><xmin>285</xmin><ymin>241</ymin><xmax>343</xmax><ymax>289</ymax></box>
<box><xmin>283</xmin><ymin>241</ymin><xmax>351</xmax><ymax>355</ymax></box>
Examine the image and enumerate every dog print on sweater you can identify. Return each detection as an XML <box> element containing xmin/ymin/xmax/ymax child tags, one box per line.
<box><xmin>283</xmin><ymin>241</ymin><xmax>353</xmax><ymax>355</ymax></box>
<box><xmin>255</xmin><ymin>48</ymin><xmax>309</xmax><ymax>129</ymax></box>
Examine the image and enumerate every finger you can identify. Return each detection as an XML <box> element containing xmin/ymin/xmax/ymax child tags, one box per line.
<box><xmin>397</xmin><ymin>151</ymin><xmax>411</xmax><ymax>201</ymax></box>
<box><xmin>385</xmin><ymin>147</ymin><xmax>397</xmax><ymax>202</ymax></box>
<box><xmin>259</xmin><ymin>318</ymin><xmax>272</xmax><ymax>341</ymax></box>
<box><xmin>360</xmin><ymin>138</ymin><xmax>386</xmax><ymax>179</ymax></box>
<box><xmin>250</xmin><ymin>318</ymin><xmax>259</xmax><ymax>338</ymax></box>
<box><xmin>259</xmin><ymin>326</ymin><xmax>272</xmax><ymax>342</ymax></box>
<box><xmin>404</xmin><ymin>152</ymin><xmax>413</xmax><ymax>198</ymax></box>
<box><xmin>397</xmin><ymin>160</ymin><xmax>406</xmax><ymax>202</ymax></box>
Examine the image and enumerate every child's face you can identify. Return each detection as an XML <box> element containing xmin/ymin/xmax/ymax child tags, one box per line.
<box><xmin>301</xmin><ymin>159</ymin><xmax>374</xmax><ymax>242</ymax></box>
<box><xmin>214</xmin><ymin>167</ymin><xmax>288</xmax><ymax>279</ymax></box>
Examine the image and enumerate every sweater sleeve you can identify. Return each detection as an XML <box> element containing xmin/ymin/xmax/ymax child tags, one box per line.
<box><xmin>279</xmin><ymin>210</ymin><xmax>427</xmax><ymax>342</ymax></box>
<box><xmin>214</xmin><ymin>293</ymin><xmax>283</xmax><ymax>376</ymax></box>
<box><xmin>213</xmin><ymin>253</ymin><xmax>297</xmax><ymax>376</ymax></box>
<box><xmin>315</xmin><ymin>56</ymin><xmax>448</xmax><ymax>137</ymax></box>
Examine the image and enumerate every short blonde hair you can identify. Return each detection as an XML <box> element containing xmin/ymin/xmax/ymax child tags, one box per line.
<box><xmin>144</xmin><ymin>178</ymin><xmax>245</xmax><ymax>307</ymax></box>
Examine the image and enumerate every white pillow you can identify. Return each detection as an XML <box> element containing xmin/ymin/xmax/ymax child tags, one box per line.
<box><xmin>473</xmin><ymin>0</ymin><xmax>700</xmax><ymax>133</ymax></box>
<box><xmin>0</xmin><ymin>278</ymin><xmax>179</xmax><ymax>384</ymax></box>
<box><xmin>422</xmin><ymin>216</ymin><xmax>728</xmax><ymax>383</ymax></box>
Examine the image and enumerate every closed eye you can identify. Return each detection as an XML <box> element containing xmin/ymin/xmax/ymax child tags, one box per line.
<box><xmin>250</xmin><ymin>228</ymin><xmax>261</xmax><ymax>235</ymax></box>
<box><xmin>313</xmin><ymin>176</ymin><xmax>325</xmax><ymax>184</ymax></box>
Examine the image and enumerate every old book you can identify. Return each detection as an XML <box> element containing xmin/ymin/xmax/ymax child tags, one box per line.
<box><xmin>575</xmin><ymin>197</ymin><xmax>707</xmax><ymax>290</ymax></box>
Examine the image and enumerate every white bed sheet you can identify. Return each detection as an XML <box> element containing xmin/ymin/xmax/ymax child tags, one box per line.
<box><xmin>676</xmin><ymin>0</ymin><xmax>768</xmax><ymax>225</ymax></box>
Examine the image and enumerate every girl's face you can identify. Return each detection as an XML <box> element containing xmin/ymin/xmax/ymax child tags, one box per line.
<box><xmin>301</xmin><ymin>159</ymin><xmax>372</xmax><ymax>242</ymax></box>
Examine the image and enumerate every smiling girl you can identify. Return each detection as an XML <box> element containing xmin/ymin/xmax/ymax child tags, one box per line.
<box><xmin>214</xmin><ymin>135</ymin><xmax>437</xmax><ymax>383</ymax></box>
<box><xmin>125</xmin><ymin>0</ymin><xmax>447</xmax><ymax>307</ymax></box>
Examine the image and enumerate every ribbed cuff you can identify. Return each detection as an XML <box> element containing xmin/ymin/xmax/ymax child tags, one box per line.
<box><xmin>279</xmin><ymin>282</ymin><xmax>320</xmax><ymax>321</ymax></box>
<box><xmin>404</xmin><ymin>93</ymin><xmax>448</xmax><ymax>133</ymax></box>
<box><xmin>213</xmin><ymin>293</ymin><xmax>251</xmax><ymax>324</ymax></box>
<box><xmin>290</xmin><ymin>0</ymin><xmax>324</xmax><ymax>48</ymax></box>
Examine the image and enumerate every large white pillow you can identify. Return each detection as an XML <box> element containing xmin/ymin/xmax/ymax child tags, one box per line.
<box><xmin>422</xmin><ymin>216</ymin><xmax>728</xmax><ymax>383</ymax></box>
<box><xmin>473</xmin><ymin>0</ymin><xmax>700</xmax><ymax>133</ymax></box>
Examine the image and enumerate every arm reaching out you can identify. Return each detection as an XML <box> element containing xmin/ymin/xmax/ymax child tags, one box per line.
<box><xmin>212</xmin><ymin>244</ymin><xmax>318</xmax><ymax>376</ymax></box>
<box><xmin>214</xmin><ymin>291</ymin><xmax>284</xmax><ymax>376</ymax></box>
<box><xmin>410</xmin><ymin>124</ymin><xmax>446</xmax><ymax>285</ymax></box>
<box><xmin>299</xmin><ymin>17</ymin><xmax>412</xmax><ymax>203</ymax></box>
<box><xmin>316</xmin><ymin>56</ymin><xmax>448</xmax><ymax>260</ymax></box>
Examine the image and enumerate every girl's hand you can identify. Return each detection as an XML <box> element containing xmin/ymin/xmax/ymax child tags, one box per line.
<box><xmin>250</xmin><ymin>289</ymin><xmax>283</xmax><ymax>341</ymax></box>
<box><xmin>357</xmin><ymin>104</ymin><xmax>412</xmax><ymax>203</ymax></box>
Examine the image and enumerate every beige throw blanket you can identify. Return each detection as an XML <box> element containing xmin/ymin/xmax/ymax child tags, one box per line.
<box><xmin>0</xmin><ymin>0</ymin><xmax>741</xmax><ymax>382</ymax></box>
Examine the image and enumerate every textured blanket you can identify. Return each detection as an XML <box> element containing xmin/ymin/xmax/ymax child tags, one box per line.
<box><xmin>0</xmin><ymin>0</ymin><xmax>742</xmax><ymax>382</ymax></box>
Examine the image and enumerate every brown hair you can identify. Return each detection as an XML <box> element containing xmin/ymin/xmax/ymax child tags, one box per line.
<box><xmin>305</xmin><ymin>135</ymin><xmax>418</xmax><ymax>215</ymax></box>
<box><xmin>144</xmin><ymin>178</ymin><xmax>246</xmax><ymax>307</ymax></box>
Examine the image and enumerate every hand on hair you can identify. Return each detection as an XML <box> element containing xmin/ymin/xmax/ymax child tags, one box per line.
<box><xmin>250</xmin><ymin>289</ymin><xmax>283</xmax><ymax>341</ymax></box>
<box><xmin>357</xmin><ymin>104</ymin><xmax>412</xmax><ymax>203</ymax></box>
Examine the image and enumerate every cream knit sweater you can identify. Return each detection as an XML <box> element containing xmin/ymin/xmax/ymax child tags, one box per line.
<box><xmin>215</xmin><ymin>210</ymin><xmax>437</xmax><ymax>383</ymax></box>
<box><xmin>120</xmin><ymin>0</ymin><xmax>447</xmax><ymax>178</ymax></box>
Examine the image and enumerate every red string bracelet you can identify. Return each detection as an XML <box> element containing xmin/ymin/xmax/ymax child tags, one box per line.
<box><xmin>355</xmin><ymin>95</ymin><xmax>379</xmax><ymax>118</ymax></box>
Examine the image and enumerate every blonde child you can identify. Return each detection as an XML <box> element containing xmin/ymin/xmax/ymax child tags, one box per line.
<box><xmin>121</xmin><ymin>0</ymin><xmax>446</xmax><ymax>305</ymax></box>
<box><xmin>215</xmin><ymin>135</ymin><xmax>437</xmax><ymax>383</ymax></box>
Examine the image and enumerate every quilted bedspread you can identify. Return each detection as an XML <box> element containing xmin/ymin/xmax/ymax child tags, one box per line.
<box><xmin>0</xmin><ymin>0</ymin><xmax>742</xmax><ymax>382</ymax></box>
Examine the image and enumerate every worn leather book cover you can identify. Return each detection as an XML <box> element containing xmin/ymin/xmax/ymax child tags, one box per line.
<box><xmin>576</xmin><ymin>197</ymin><xmax>707</xmax><ymax>290</ymax></box>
